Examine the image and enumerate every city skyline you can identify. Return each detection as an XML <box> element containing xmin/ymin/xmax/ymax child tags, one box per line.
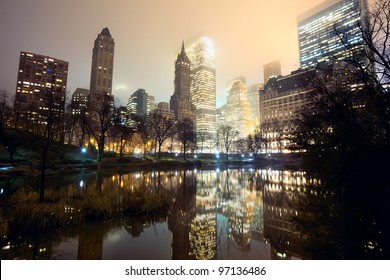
<box><xmin>0</xmin><ymin>0</ymin><xmax>325</xmax><ymax>107</ymax></box>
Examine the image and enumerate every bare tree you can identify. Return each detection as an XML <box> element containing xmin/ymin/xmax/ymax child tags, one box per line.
<box><xmin>85</xmin><ymin>94</ymin><xmax>116</xmax><ymax>161</ymax></box>
<box><xmin>36</xmin><ymin>76</ymin><xmax>66</xmax><ymax>202</ymax></box>
<box><xmin>0</xmin><ymin>89</ymin><xmax>12</xmax><ymax>130</ymax></box>
<box><xmin>111</xmin><ymin>106</ymin><xmax>135</xmax><ymax>157</ymax></box>
<box><xmin>196</xmin><ymin>129</ymin><xmax>213</xmax><ymax>153</ymax></box>
<box><xmin>147</xmin><ymin>111</ymin><xmax>176</xmax><ymax>159</ymax></box>
<box><xmin>132</xmin><ymin>114</ymin><xmax>150</xmax><ymax>158</ymax></box>
<box><xmin>246</xmin><ymin>131</ymin><xmax>264</xmax><ymax>158</ymax></box>
<box><xmin>176</xmin><ymin>117</ymin><xmax>196</xmax><ymax>160</ymax></box>
<box><xmin>218</xmin><ymin>125</ymin><xmax>239</xmax><ymax>160</ymax></box>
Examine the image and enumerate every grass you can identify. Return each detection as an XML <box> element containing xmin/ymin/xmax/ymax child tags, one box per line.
<box><xmin>3</xmin><ymin>185</ymin><xmax>173</xmax><ymax>233</ymax></box>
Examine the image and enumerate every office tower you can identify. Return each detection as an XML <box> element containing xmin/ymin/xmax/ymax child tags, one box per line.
<box><xmin>71</xmin><ymin>88</ymin><xmax>89</xmax><ymax>115</ymax></box>
<box><xmin>298</xmin><ymin>0</ymin><xmax>368</xmax><ymax>69</ymax></box>
<box><xmin>247</xmin><ymin>83</ymin><xmax>263</xmax><ymax>129</ymax></box>
<box><xmin>147</xmin><ymin>95</ymin><xmax>155</xmax><ymax>114</ymax></box>
<box><xmin>170</xmin><ymin>42</ymin><xmax>194</xmax><ymax>121</ymax></box>
<box><xmin>216</xmin><ymin>105</ymin><xmax>227</xmax><ymax>128</ymax></box>
<box><xmin>263</xmin><ymin>60</ymin><xmax>281</xmax><ymax>84</ymax></box>
<box><xmin>226</xmin><ymin>76</ymin><xmax>254</xmax><ymax>139</ymax></box>
<box><xmin>187</xmin><ymin>36</ymin><xmax>217</xmax><ymax>150</ymax></box>
<box><xmin>14</xmin><ymin>51</ymin><xmax>68</xmax><ymax>132</ymax></box>
<box><xmin>89</xmin><ymin>27</ymin><xmax>115</xmax><ymax>102</ymax></box>
<box><xmin>126</xmin><ymin>89</ymin><xmax>149</xmax><ymax>116</ymax></box>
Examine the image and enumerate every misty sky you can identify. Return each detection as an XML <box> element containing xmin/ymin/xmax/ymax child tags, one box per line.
<box><xmin>0</xmin><ymin>0</ymin><xmax>325</xmax><ymax>107</ymax></box>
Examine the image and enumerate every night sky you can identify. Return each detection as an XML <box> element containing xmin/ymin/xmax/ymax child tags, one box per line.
<box><xmin>0</xmin><ymin>0</ymin><xmax>325</xmax><ymax>107</ymax></box>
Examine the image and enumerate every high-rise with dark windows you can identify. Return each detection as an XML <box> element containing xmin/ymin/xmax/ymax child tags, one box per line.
<box><xmin>298</xmin><ymin>0</ymin><xmax>368</xmax><ymax>69</ymax></box>
<box><xmin>170</xmin><ymin>42</ymin><xmax>193</xmax><ymax>121</ymax></box>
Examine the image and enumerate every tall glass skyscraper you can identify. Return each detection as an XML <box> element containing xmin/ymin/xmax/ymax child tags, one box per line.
<box><xmin>298</xmin><ymin>0</ymin><xmax>368</xmax><ymax>69</ymax></box>
<box><xmin>226</xmin><ymin>76</ymin><xmax>254</xmax><ymax>139</ymax></box>
<box><xmin>187</xmin><ymin>36</ymin><xmax>217</xmax><ymax>151</ymax></box>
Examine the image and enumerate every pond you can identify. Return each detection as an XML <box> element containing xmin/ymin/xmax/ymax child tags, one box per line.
<box><xmin>0</xmin><ymin>166</ymin><xmax>388</xmax><ymax>260</ymax></box>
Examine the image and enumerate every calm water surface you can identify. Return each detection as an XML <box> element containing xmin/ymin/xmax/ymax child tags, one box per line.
<box><xmin>1</xmin><ymin>166</ymin><xmax>387</xmax><ymax>259</ymax></box>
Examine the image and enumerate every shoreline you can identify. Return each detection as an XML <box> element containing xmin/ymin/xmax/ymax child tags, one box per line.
<box><xmin>0</xmin><ymin>153</ymin><xmax>303</xmax><ymax>177</ymax></box>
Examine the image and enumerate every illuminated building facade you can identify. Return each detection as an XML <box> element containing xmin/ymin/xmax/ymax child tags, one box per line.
<box><xmin>226</xmin><ymin>76</ymin><xmax>254</xmax><ymax>139</ymax></box>
<box><xmin>147</xmin><ymin>95</ymin><xmax>155</xmax><ymax>114</ymax></box>
<box><xmin>187</xmin><ymin>36</ymin><xmax>217</xmax><ymax>150</ymax></box>
<box><xmin>263</xmin><ymin>60</ymin><xmax>281</xmax><ymax>84</ymax></box>
<box><xmin>170</xmin><ymin>42</ymin><xmax>194</xmax><ymax>121</ymax></box>
<box><xmin>14</xmin><ymin>51</ymin><xmax>68</xmax><ymax>132</ymax></box>
<box><xmin>259</xmin><ymin>68</ymin><xmax>316</xmax><ymax>152</ymax></box>
<box><xmin>298</xmin><ymin>0</ymin><xmax>368</xmax><ymax>69</ymax></box>
<box><xmin>127</xmin><ymin>89</ymin><xmax>149</xmax><ymax>117</ymax></box>
<box><xmin>89</xmin><ymin>27</ymin><xmax>115</xmax><ymax>102</ymax></box>
<box><xmin>216</xmin><ymin>105</ymin><xmax>226</xmax><ymax>128</ymax></box>
<box><xmin>71</xmin><ymin>88</ymin><xmax>89</xmax><ymax>115</ymax></box>
<box><xmin>247</xmin><ymin>83</ymin><xmax>263</xmax><ymax>130</ymax></box>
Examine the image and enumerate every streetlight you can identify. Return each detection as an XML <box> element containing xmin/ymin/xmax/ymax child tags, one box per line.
<box><xmin>81</xmin><ymin>147</ymin><xmax>87</xmax><ymax>163</ymax></box>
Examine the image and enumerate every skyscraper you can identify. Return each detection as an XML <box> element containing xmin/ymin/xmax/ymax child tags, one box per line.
<box><xmin>14</xmin><ymin>51</ymin><xmax>68</xmax><ymax>132</ymax></box>
<box><xmin>71</xmin><ymin>88</ymin><xmax>89</xmax><ymax>115</ymax></box>
<box><xmin>247</xmin><ymin>83</ymin><xmax>263</xmax><ymax>129</ymax></box>
<box><xmin>263</xmin><ymin>60</ymin><xmax>281</xmax><ymax>85</ymax></box>
<box><xmin>298</xmin><ymin>0</ymin><xmax>368</xmax><ymax>69</ymax></box>
<box><xmin>226</xmin><ymin>76</ymin><xmax>254</xmax><ymax>139</ymax></box>
<box><xmin>89</xmin><ymin>27</ymin><xmax>115</xmax><ymax>102</ymax></box>
<box><xmin>187</xmin><ymin>36</ymin><xmax>217</xmax><ymax>150</ymax></box>
<box><xmin>170</xmin><ymin>42</ymin><xmax>193</xmax><ymax>121</ymax></box>
<box><xmin>126</xmin><ymin>89</ymin><xmax>149</xmax><ymax>117</ymax></box>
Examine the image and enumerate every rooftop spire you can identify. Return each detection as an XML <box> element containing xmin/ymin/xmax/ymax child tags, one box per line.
<box><xmin>100</xmin><ymin>27</ymin><xmax>111</xmax><ymax>37</ymax></box>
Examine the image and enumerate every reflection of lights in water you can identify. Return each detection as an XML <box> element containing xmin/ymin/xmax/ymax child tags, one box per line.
<box><xmin>107</xmin><ymin>232</ymin><xmax>121</xmax><ymax>242</ymax></box>
<box><xmin>2</xmin><ymin>243</ymin><xmax>11</xmax><ymax>250</ymax></box>
<box><xmin>0</xmin><ymin>166</ymin><xmax>13</xmax><ymax>171</ymax></box>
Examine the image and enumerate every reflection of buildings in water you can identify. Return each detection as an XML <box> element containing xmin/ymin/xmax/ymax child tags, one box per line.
<box><xmin>123</xmin><ymin>219</ymin><xmax>151</xmax><ymax>238</ymax></box>
<box><xmin>189</xmin><ymin>170</ymin><xmax>218</xmax><ymax>260</ymax></box>
<box><xmin>77</xmin><ymin>222</ymin><xmax>104</xmax><ymax>260</ymax></box>
<box><xmin>61</xmin><ymin>168</ymin><xmax>316</xmax><ymax>260</ymax></box>
<box><xmin>226</xmin><ymin>169</ymin><xmax>257</xmax><ymax>248</ymax></box>
<box><xmin>168</xmin><ymin>170</ymin><xmax>196</xmax><ymax>260</ymax></box>
<box><xmin>262</xmin><ymin>169</ymin><xmax>311</xmax><ymax>259</ymax></box>
<box><xmin>251</xmin><ymin>190</ymin><xmax>264</xmax><ymax>234</ymax></box>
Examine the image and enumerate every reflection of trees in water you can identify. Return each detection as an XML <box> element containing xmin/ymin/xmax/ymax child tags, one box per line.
<box><xmin>1</xmin><ymin>166</ymin><xmax>270</xmax><ymax>259</ymax></box>
<box><xmin>292</xmin><ymin>179</ymin><xmax>390</xmax><ymax>259</ymax></box>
